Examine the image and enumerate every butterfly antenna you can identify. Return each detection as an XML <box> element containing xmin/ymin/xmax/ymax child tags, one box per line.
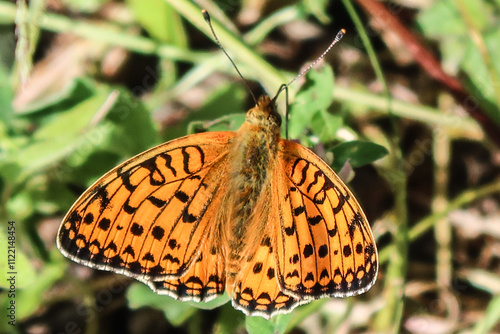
<box><xmin>202</xmin><ymin>10</ymin><xmax>258</xmax><ymax>105</ymax></box>
<box><xmin>271</xmin><ymin>29</ymin><xmax>346</xmax><ymax>140</ymax></box>
<box><xmin>271</xmin><ymin>29</ymin><xmax>346</xmax><ymax>104</ymax></box>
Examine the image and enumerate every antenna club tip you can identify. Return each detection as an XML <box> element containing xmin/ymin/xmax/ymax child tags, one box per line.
<box><xmin>340</xmin><ymin>28</ymin><xmax>346</xmax><ymax>34</ymax></box>
<box><xmin>202</xmin><ymin>9</ymin><xmax>210</xmax><ymax>21</ymax></box>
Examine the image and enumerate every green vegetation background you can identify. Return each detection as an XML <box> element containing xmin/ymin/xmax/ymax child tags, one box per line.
<box><xmin>0</xmin><ymin>0</ymin><xmax>500</xmax><ymax>333</ymax></box>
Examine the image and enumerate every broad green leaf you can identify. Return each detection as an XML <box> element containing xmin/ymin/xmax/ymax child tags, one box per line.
<box><xmin>170</xmin><ymin>82</ymin><xmax>246</xmax><ymax>140</ymax></box>
<box><xmin>246</xmin><ymin>312</ymin><xmax>293</xmax><ymax>334</ymax></box>
<box><xmin>14</xmin><ymin>77</ymin><xmax>94</xmax><ymax>115</ymax></box>
<box><xmin>461</xmin><ymin>29</ymin><xmax>500</xmax><ymax>123</ymax></box>
<box><xmin>127</xmin><ymin>283</ymin><xmax>197</xmax><ymax>327</ymax></box>
<box><xmin>289</xmin><ymin>65</ymin><xmax>335</xmax><ymax>139</ymax></box>
<box><xmin>331</xmin><ymin>140</ymin><xmax>388</xmax><ymax>171</ymax></box>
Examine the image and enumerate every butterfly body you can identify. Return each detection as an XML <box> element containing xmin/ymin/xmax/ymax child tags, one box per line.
<box><xmin>58</xmin><ymin>95</ymin><xmax>378</xmax><ymax>318</ymax></box>
<box><xmin>221</xmin><ymin>96</ymin><xmax>280</xmax><ymax>277</ymax></box>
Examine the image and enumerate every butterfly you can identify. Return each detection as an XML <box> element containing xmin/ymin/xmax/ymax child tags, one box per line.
<box><xmin>57</xmin><ymin>11</ymin><xmax>377</xmax><ymax>318</ymax></box>
<box><xmin>57</xmin><ymin>92</ymin><xmax>378</xmax><ymax>318</ymax></box>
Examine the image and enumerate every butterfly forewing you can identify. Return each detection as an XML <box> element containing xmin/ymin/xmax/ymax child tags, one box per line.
<box><xmin>58</xmin><ymin>132</ymin><xmax>234</xmax><ymax>281</ymax></box>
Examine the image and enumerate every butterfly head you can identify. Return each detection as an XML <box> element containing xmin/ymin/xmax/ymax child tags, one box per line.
<box><xmin>246</xmin><ymin>95</ymin><xmax>282</xmax><ymax>130</ymax></box>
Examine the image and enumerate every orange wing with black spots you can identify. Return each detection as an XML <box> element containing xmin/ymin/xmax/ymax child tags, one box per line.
<box><xmin>150</xmin><ymin>226</ymin><xmax>226</xmax><ymax>302</ymax></box>
<box><xmin>275</xmin><ymin>140</ymin><xmax>378</xmax><ymax>300</ymax></box>
<box><xmin>57</xmin><ymin>132</ymin><xmax>234</xmax><ymax>298</ymax></box>
<box><xmin>231</xmin><ymin>233</ymin><xmax>299</xmax><ymax>318</ymax></box>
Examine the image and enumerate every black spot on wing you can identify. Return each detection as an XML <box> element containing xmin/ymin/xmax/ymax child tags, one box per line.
<box><xmin>182</xmin><ymin>148</ymin><xmax>191</xmax><ymax>174</ymax></box>
<box><xmin>168</xmin><ymin>239</ymin><xmax>177</xmax><ymax>249</ymax></box>
<box><xmin>174</xmin><ymin>191</ymin><xmax>189</xmax><ymax>203</ymax></box>
<box><xmin>142</xmin><ymin>252</ymin><xmax>155</xmax><ymax>262</ymax></box>
<box><xmin>307</xmin><ymin>170</ymin><xmax>322</xmax><ymax>192</ymax></box>
<box><xmin>83</xmin><ymin>213</ymin><xmax>94</xmax><ymax>225</ymax></box>
<box><xmin>98</xmin><ymin>218</ymin><xmax>111</xmax><ymax>231</ymax></box>
<box><xmin>291</xmin><ymin>158</ymin><xmax>308</xmax><ymax>186</ymax></box>
<box><xmin>106</xmin><ymin>241</ymin><xmax>117</xmax><ymax>252</ymax></box>
<box><xmin>267</xmin><ymin>268</ymin><xmax>275</xmax><ymax>279</ymax></box>
<box><xmin>147</xmin><ymin>196</ymin><xmax>166</xmax><ymax>208</ymax></box>
<box><xmin>123</xmin><ymin>245</ymin><xmax>135</xmax><ymax>258</ymax></box>
<box><xmin>253</xmin><ymin>262</ymin><xmax>263</xmax><ymax>274</ymax></box>
<box><xmin>182</xmin><ymin>210</ymin><xmax>197</xmax><ymax>223</ymax></box>
<box><xmin>318</xmin><ymin>244</ymin><xmax>328</xmax><ymax>258</ymax></box>
<box><xmin>303</xmin><ymin>244</ymin><xmax>313</xmax><ymax>258</ymax></box>
<box><xmin>294</xmin><ymin>206</ymin><xmax>305</xmax><ymax>216</ymax></box>
<box><xmin>152</xmin><ymin>226</ymin><xmax>165</xmax><ymax>240</ymax></box>
<box><xmin>307</xmin><ymin>215</ymin><xmax>322</xmax><ymax>226</ymax></box>
<box><xmin>163</xmin><ymin>254</ymin><xmax>180</xmax><ymax>264</ymax></box>
<box><xmin>343</xmin><ymin>245</ymin><xmax>352</xmax><ymax>257</ymax></box>
<box><xmin>130</xmin><ymin>223</ymin><xmax>144</xmax><ymax>236</ymax></box>
<box><xmin>356</xmin><ymin>243</ymin><xmax>363</xmax><ymax>254</ymax></box>
<box><xmin>285</xmin><ymin>224</ymin><xmax>296</xmax><ymax>236</ymax></box>
<box><xmin>304</xmin><ymin>272</ymin><xmax>314</xmax><ymax>282</ymax></box>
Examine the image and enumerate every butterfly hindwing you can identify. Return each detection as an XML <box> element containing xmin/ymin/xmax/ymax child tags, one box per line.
<box><xmin>57</xmin><ymin>132</ymin><xmax>234</xmax><ymax>282</ymax></box>
<box><xmin>151</xmin><ymin>222</ymin><xmax>226</xmax><ymax>302</ymax></box>
<box><xmin>275</xmin><ymin>140</ymin><xmax>378</xmax><ymax>299</ymax></box>
<box><xmin>232</xmin><ymin>233</ymin><xmax>299</xmax><ymax>318</ymax></box>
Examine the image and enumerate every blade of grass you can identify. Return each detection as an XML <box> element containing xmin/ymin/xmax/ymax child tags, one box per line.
<box><xmin>472</xmin><ymin>294</ymin><xmax>500</xmax><ymax>334</ymax></box>
<box><xmin>0</xmin><ymin>1</ymin><xmax>206</xmax><ymax>63</ymax></box>
<box><xmin>163</xmin><ymin>0</ymin><xmax>287</xmax><ymax>95</ymax></box>
<box><xmin>244</xmin><ymin>5</ymin><xmax>302</xmax><ymax>45</ymax></box>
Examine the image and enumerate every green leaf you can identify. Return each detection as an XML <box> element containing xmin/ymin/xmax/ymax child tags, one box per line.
<box><xmin>14</xmin><ymin>77</ymin><xmax>95</xmax><ymax>115</ymax></box>
<box><xmin>189</xmin><ymin>114</ymin><xmax>246</xmax><ymax>134</ymax></box>
<box><xmin>127</xmin><ymin>282</ymin><xmax>227</xmax><ymax>327</ymax></box>
<box><xmin>171</xmin><ymin>82</ymin><xmax>246</xmax><ymax>140</ymax></box>
<box><xmin>417</xmin><ymin>0</ymin><xmax>467</xmax><ymax>36</ymax></box>
<box><xmin>418</xmin><ymin>0</ymin><xmax>500</xmax><ymax>123</ymax></box>
<box><xmin>213</xmin><ymin>303</ymin><xmax>246</xmax><ymax>334</ymax></box>
<box><xmin>331</xmin><ymin>140</ymin><xmax>388</xmax><ymax>171</ymax></box>
<box><xmin>473</xmin><ymin>293</ymin><xmax>500</xmax><ymax>334</ymax></box>
<box><xmin>461</xmin><ymin>29</ymin><xmax>500</xmax><ymax>123</ymax></box>
<box><xmin>0</xmin><ymin>63</ymin><xmax>14</xmax><ymax>124</ymax></box>
<box><xmin>303</xmin><ymin>0</ymin><xmax>331</xmax><ymax>24</ymax></box>
<box><xmin>126</xmin><ymin>0</ymin><xmax>187</xmax><ymax>46</ymax></box>
<box><xmin>310</xmin><ymin>110</ymin><xmax>342</xmax><ymax>143</ymax></box>
<box><xmin>288</xmin><ymin>64</ymin><xmax>335</xmax><ymax>139</ymax></box>
<box><xmin>7</xmin><ymin>86</ymin><xmax>158</xmax><ymax>187</ymax></box>
<box><xmin>245</xmin><ymin>312</ymin><xmax>293</xmax><ymax>334</ymax></box>
<box><xmin>9</xmin><ymin>92</ymin><xmax>109</xmax><ymax>182</ymax></box>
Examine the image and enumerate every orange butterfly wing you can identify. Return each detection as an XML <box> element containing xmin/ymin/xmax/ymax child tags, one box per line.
<box><xmin>57</xmin><ymin>131</ymin><xmax>234</xmax><ymax>301</ymax></box>
<box><xmin>276</xmin><ymin>140</ymin><xmax>378</xmax><ymax>299</ymax></box>
<box><xmin>231</xmin><ymin>232</ymin><xmax>300</xmax><ymax>318</ymax></box>
<box><xmin>230</xmin><ymin>139</ymin><xmax>377</xmax><ymax>318</ymax></box>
